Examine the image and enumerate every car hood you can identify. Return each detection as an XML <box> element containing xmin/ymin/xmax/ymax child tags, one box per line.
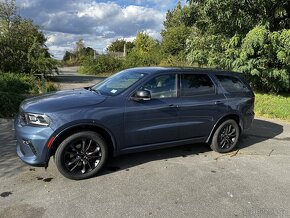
<box><xmin>21</xmin><ymin>89</ymin><xmax>106</xmax><ymax>113</ymax></box>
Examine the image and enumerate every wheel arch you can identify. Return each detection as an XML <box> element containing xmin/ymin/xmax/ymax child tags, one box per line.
<box><xmin>206</xmin><ymin>114</ymin><xmax>242</xmax><ymax>144</ymax></box>
<box><xmin>46</xmin><ymin>123</ymin><xmax>117</xmax><ymax>163</ymax></box>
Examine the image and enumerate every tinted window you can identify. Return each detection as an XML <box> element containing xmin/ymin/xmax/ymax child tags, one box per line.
<box><xmin>216</xmin><ymin>75</ymin><xmax>249</xmax><ymax>93</ymax></box>
<box><xmin>181</xmin><ymin>74</ymin><xmax>215</xmax><ymax>97</ymax></box>
<box><xmin>140</xmin><ymin>74</ymin><xmax>177</xmax><ymax>98</ymax></box>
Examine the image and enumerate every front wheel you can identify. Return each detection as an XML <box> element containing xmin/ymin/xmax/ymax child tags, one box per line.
<box><xmin>210</xmin><ymin>119</ymin><xmax>240</xmax><ymax>153</ymax></box>
<box><xmin>55</xmin><ymin>131</ymin><xmax>108</xmax><ymax>180</ymax></box>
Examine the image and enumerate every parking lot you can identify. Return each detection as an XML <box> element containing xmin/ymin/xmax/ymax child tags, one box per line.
<box><xmin>0</xmin><ymin>117</ymin><xmax>290</xmax><ymax>218</ymax></box>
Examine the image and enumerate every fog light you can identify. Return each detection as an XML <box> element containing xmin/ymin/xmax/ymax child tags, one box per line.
<box><xmin>22</xmin><ymin>139</ymin><xmax>37</xmax><ymax>156</ymax></box>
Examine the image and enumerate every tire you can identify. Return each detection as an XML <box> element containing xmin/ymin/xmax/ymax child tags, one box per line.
<box><xmin>210</xmin><ymin>119</ymin><xmax>240</xmax><ymax>153</ymax></box>
<box><xmin>55</xmin><ymin>131</ymin><xmax>108</xmax><ymax>180</ymax></box>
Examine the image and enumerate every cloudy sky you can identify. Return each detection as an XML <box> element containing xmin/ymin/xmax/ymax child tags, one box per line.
<box><xmin>16</xmin><ymin>0</ymin><xmax>186</xmax><ymax>59</ymax></box>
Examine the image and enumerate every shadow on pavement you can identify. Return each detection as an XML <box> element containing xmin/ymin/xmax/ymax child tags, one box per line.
<box><xmin>239</xmin><ymin>119</ymin><xmax>284</xmax><ymax>149</ymax></box>
<box><xmin>0</xmin><ymin>120</ymin><xmax>29</xmax><ymax>178</ymax></box>
<box><xmin>0</xmin><ymin>118</ymin><xmax>284</xmax><ymax>178</ymax></box>
<box><xmin>101</xmin><ymin>118</ymin><xmax>284</xmax><ymax>175</ymax></box>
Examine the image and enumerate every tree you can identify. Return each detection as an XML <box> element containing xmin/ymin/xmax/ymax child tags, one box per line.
<box><xmin>63</xmin><ymin>51</ymin><xmax>73</xmax><ymax>62</ymax></box>
<box><xmin>75</xmin><ymin>39</ymin><xmax>85</xmax><ymax>53</ymax></box>
<box><xmin>231</xmin><ymin>26</ymin><xmax>290</xmax><ymax>92</ymax></box>
<box><xmin>0</xmin><ymin>0</ymin><xmax>57</xmax><ymax>75</ymax></box>
<box><xmin>124</xmin><ymin>32</ymin><xmax>162</xmax><ymax>67</ymax></box>
<box><xmin>182</xmin><ymin>0</ymin><xmax>290</xmax><ymax>92</ymax></box>
<box><xmin>0</xmin><ymin>0</ymin><xmax>18</xmax><ymax>30</ymax></box>
<box><xmin>62</xmin><ymin>40</ymin><xmax>97</xmax><ymax>65</ymax></box>
<box><xmin>185</xmin><ymin>0</ymin><xmax>290</xmax><ymax>36</ymax></box>
<box><xmin>107</xmin><ymin>39</ymin><xmax>134</xmax><ymax>53</ymax></box>
<box><xmin>161</xmin><ymin>2</ymin><xmax>194</xmax><ymax>57</ymax></box>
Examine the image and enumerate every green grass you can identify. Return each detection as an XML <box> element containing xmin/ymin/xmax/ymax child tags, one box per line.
<box><xmin>255</xmin><ymin>92</ymin><xmax>290</xmax><ymax>122</ymax></box>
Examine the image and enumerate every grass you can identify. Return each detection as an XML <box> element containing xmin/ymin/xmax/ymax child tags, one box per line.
<box><xmin>255</xmin><ymin>92</ymin><xmax>290</xmax><ymax>122</ymax></box>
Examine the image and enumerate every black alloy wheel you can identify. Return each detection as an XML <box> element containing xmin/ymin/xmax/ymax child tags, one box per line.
<box><xmin>210</xmin><ymin>119</ymin><xmax>240</xmax><ymax>153</ymax></box>
<box><xmin>55</xmin><ymin>131</ymin><xmax>108</xmax><ymax>180</ymax></box>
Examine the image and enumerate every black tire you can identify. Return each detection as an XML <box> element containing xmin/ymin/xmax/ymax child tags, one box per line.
<box><xmin>210</xmin><ymin>119</ymin><xmax>240</xmax><ymax>153</ymax></box>
<box><xmin>55</xmin><ymin>131</ymin><xmax>108</xmax><ymax>180</ymax></box>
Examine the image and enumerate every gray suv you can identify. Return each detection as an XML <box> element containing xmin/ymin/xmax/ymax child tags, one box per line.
<box><xmin>15</xmin><ymin>67</ymin><xmax>255</xmax><ymax>180</ymax></box>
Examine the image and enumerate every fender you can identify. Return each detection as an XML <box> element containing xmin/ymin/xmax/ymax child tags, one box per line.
<box><xmin>206</xmin><ymin>113</ymin><xmax>243</xmax><ymax>143</ymax></box>
<box><xmin>45</xmin><ymin>120</ymin><xmax>118</xmax><ymax>164</ymax></box>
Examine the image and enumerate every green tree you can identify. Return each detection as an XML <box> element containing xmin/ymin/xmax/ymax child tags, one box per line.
<box><xmin>231</xmin><ymin>26</ymin><xmax>290</xmax><ymax>92</ymax></box>
<box><xmin>124</xmin><ymin>32</ymin><xmax>162</xmax><ymax>67</ymax></box>
<box><xmin>186</xmin><ymin>31</ymin><xmax>227</xmax><ymax>67</ymax></box>
<box><xmin>63</xmin><ymin>51</ymin><xmax>73</xmax><ymax>62</ymax></box>
<box><xmin>62</xmin><ymin>40</ymin><xmax>97</xmax><ymax>65</ymax></box>
<box><xmin>0</xmin><ymin>0</ymin><xmax>57</xmax><ymax>75</ymax></box>
<box><xmin>107</xmin><ymin>39</ymin><xmax>134</xmax><ymax>53</ymax></box>
<box><xmin>161</xmin><ymin>1</ymin><xmax>193</xmax><ymax>57</ymax></box>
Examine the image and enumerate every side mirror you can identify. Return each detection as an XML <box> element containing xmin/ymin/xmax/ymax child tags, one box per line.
<box><xmin>131</xmin><ymin>90</ymin><xmax>151</xmax><ymax>101</ymax></box>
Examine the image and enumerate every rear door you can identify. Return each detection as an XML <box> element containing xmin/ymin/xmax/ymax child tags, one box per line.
<box><xmin>215</xmin><ymin>74</ymin><xmax>255</xmax><ymax>129</ymax></box>
<box><xmin>178</xmin><ymin>72</ymin><xmax>228</xmax><ymax>140</ymax></box>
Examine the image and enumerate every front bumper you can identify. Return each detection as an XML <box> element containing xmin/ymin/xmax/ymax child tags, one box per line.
<box><xmin>15</xmin><ymin>118</ymin><xmax>54</xmax><ymax>167</ymax></box>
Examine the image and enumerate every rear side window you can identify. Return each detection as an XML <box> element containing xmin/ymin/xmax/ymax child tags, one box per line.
<box><xmin>181</xmin><ymin>74</ymin><xmax>215</xmax><ymax>97</ymax></box>
<box><xmin>216</xmin><ymin>75</ymin><xmax>249</xmax><ymax>93</ymax></box>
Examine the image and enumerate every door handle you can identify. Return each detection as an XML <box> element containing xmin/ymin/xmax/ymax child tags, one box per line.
<box><xmin>169</xmin><ymin>104</ymin><xmax>179</xmax><ymax>108</ymax></box>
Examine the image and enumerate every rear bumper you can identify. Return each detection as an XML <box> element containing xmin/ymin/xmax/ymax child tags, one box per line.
<box><xmin>242</xmin><ymin>111</ymin><xmax>255</xmax><ymax>131</ymax></box>
<box><xmin>15</xmin><ymin>118</ymin><xmax>54</xmax><ymax>167</ymax></box>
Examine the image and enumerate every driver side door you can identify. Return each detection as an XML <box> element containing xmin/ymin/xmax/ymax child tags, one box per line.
<box><xmin>124</xmin><ymin>74</ymin><xmax>180</xmax><ymax>148</ymax></box>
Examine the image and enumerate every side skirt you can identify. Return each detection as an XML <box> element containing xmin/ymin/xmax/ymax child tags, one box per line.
<box><xmin>119</xmin><ymin>136</ymin><xmax>207</xmax><ymax>155</ymax></box>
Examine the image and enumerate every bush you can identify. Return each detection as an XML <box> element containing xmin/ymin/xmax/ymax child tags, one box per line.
<box><xmin>123</xmin><ymin>49</ymin><xmax>162</xmax><ymax>68</ymax></box>
<box><xmin>0</xmin><ymin>72</ymin><xmax>58</xmax><ymax>118</ymax></box>
<box><xmin>232</xmin><ymin>26</ymin><xmax>290</xmax><ymax>92</ymax></box>
<box><xmin>46</xmin><ymin>81</ymin><xmax>59</xmax><ymax>92</ymax></box>
<box><xmin>0</xmin><ymin>92</ymin><xmax>26</xmax><ymax>118</ymax></box>
<box><xmin>0</xmin><ymin>73</ymin><xmax>40</xmax><ymax>94</ymax></box>
<box><xmin>79</xmin><ymin>55</ymin><xmax>123</xmax><ymax>75</ymax></box>
<box><xmin>186</xmin><ymin>26</ymin><xmax>290</xmax><ymax>93</ymax></box>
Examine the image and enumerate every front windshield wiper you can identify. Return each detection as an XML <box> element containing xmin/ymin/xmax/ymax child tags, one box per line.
<box><xmin>87</xmin><ymin>87</ymin><xmax>102</xmax><ymax>95</ymax></box>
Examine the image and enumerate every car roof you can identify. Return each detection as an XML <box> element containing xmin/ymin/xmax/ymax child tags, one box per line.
<box><xmin>126</xmin><ymin>67</ymin><xmax>240</xmax><ymax>75</ymax></box>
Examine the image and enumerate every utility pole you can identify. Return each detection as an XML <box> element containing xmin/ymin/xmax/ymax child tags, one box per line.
<box><xmin>123</xmin><ymin>42</ymin><xmax>127</xmax><ymax>57</ymax></box>
<box><xmin>94</xmin><ymin>50</ymin><xmax>97</xmax><ymax>59</ymax></box>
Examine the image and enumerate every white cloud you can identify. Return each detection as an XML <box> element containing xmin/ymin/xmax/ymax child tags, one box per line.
<box><xmin>16</xmin><ymin>0</ymin><xmax>169</xmax><ymax>59</ymax></box>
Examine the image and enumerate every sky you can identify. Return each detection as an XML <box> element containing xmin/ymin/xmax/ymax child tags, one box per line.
<box><xmin>16</xmin><ymin>0</ymin><xmax>186</xmax><ymax>59</ymax></box>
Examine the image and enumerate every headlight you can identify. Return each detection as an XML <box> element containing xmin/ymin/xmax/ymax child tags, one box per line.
<box><xmin>21</xmin><ymin>113</ymin><xmax>51</xmax><ymax>126</ymax></box>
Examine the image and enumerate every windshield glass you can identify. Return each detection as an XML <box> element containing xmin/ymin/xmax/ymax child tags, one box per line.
<box><xmin>91</xmin><ymin>70</ymin><xmax>147</xmax><ymax>96</ymax></box>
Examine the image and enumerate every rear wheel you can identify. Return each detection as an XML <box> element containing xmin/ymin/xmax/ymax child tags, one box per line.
<box><xmin>55</xmin><ymin>131</ymin><xmax>108</xmax><ymax>180</ymax></box>
<box><xmin>210</xmin><ymin>119</ymin><xmax>240</xmax><ymax>153</ymax></box>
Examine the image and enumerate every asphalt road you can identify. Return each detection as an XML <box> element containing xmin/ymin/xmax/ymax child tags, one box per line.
<box><xmin>51</xmin><ymin>67</ymin><xmax>104</xmax><ymax>90</ymax></box>
<box><xmin>0</xmin><ymin>117</ymin><xmax>290</xmax><ymax>218</ymax></box>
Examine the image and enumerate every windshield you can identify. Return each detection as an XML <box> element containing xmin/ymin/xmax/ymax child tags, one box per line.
<box><xmin>91</xmin><ymin>70</ymin><xmax>147</xmax><ymax>96</ymax></box>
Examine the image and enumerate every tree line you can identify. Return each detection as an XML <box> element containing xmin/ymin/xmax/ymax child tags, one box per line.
<box><xmin>78</xmin><ymin>0</ymin><xmax>290</xmax><ymax>93</ymax></box>
<box><xmin>1</xmin><ymin>0</ymin><xmax>289</xmax><ymax>93</ymax></box>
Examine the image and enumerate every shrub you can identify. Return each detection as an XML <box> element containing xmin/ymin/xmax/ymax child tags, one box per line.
<box><xmin>79</xmin><ymin>55</ymin><xmax>123</xmax><ymax>75</ymax></box>
<box><xmin>0</xmin><ymin>92</ymin><xmax>26</xmax><ymax>118</ymax></box>
<box><xmin>0</xmin><ymin>72</ymin><xmax>58</xmax><ymax>118</ymax></box>
<box><xmin>0</xmin><ymin>73</ymin><xmax>40</xmax><ymax>94</ymax></box>
<box><xmin>232</xmin><ymin>26</ymin><xmax>290</xmax><ymax>92</ymax></box>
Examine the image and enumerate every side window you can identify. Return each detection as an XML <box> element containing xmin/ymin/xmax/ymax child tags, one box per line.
<box><xmin>181</xmin><ymin>74</ymin><xmax>215</xmax><ymax>97</ymax></box>
<box><xmin>216</xmin><ymin>75</ymin><xmax>249</xmax><ymax>93</ymax></box>
<box><xmin>140</xmin><ymin>74</ymin><xmax>177</xmax><ymax>99</ymax></box>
